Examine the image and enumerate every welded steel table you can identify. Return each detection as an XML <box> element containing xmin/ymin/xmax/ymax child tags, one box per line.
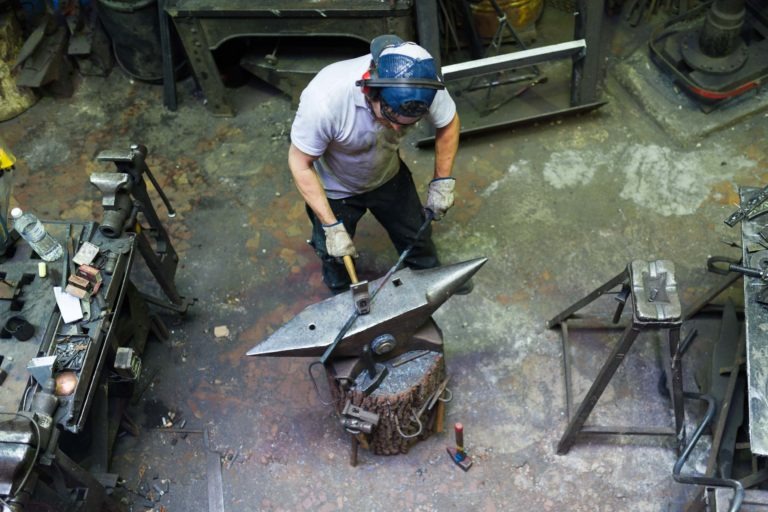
<box><xmin>739</xmin><ymin>187</ymin><xmax>768</xmax><ymax>456</ymax></box>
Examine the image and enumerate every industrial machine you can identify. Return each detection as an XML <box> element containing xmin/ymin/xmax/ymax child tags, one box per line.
<box><xmin>650</xmin><ymin>0</ymin><xmax>768</xmax><ymax>110</ymax></box>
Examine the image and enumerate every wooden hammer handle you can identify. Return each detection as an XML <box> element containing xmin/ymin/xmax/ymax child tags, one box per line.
<box><xmin>343</xmin><ymin>255</ymin><xmax>358</xmax><ymax>284</ymax></box>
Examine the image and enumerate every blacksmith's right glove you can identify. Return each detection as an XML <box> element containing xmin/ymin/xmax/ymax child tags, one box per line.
<box><xmin>322</xmin><ymin>221</ymin><xmax>357</xmax><ymax>258</ymax></box>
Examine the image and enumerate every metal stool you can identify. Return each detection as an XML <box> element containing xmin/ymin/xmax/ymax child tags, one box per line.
<box><xmin>547</xmin><ymin>260</ymin><xmax>685</xmax><ymax>455</ymax></box>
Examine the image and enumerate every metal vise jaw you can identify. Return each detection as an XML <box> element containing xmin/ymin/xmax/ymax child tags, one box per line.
<box><xmin>89</xmin><ymin>172</ymin><xmax>132</xmax><ymax>238</ymax></box>
<box><xmin>89</xmin><ymin>172</ymin><xmax>130</xmax><ymax>209</ymax></box>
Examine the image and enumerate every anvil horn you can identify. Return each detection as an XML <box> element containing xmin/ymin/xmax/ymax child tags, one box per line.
<box><xmin>246</xmin><ymin>258</ymin><xmax>487</xmax><ymax>358</ymax></box>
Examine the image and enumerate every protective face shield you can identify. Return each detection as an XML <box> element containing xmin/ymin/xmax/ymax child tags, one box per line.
<box><xmin>356</xmin><ymin>36</ymin><xmax>445</xmax><ymax>124</ymax></box>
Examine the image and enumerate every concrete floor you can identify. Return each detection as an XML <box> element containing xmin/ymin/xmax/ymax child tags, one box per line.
<box><xmin>3</xmin><ymin>8</ymin><xmax>768</xmax><ymax>512</ymax></box>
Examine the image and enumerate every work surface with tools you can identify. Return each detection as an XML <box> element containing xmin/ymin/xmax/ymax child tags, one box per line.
<box><xmin>2</xmin><ymin>11</ymin><xmax>768</xmax><ymax>512</ymax></box>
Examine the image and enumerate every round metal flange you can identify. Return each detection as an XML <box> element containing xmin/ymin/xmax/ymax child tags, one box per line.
<box><xmin>371</xmin><ymin>334</ymin><xmax>397</xmax><ymax>355</ymax></box>
<box><xmin>680</xmin><ymin>31</ymin><xmax>748</xmax><ymax>74</ymax></box>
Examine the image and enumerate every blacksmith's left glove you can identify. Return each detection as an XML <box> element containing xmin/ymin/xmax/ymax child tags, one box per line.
<box><xmin>426</xmin><ymin>177</ymin><xmax>456</xmax><ymax>220</ymax></box>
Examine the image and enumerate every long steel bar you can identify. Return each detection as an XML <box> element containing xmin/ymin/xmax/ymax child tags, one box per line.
<box><xmin>572</xmin><ymin>0</ymin><xmax>605</xmax><ymax>104</ymax></box>
<box><xmin>204</xmin><ymin>430</ymin><xmax>225</xmax><ymax>512</ymax></box>
<box><xmin>561</xmin><ymin>321</ymin><xmax>572</xmax><ymax>419</ymax></box>
<box><xmin>441</xmin><ymin>40</ymin><xmax>587</xmax><ymax>81</ymax></box>
<box><xmin>705</xmin><ymin>302</ymin><xmax>743</xmax><ymax>478</ymax></box>
<box><xmin>415</xmin><ymin>101</ymin><xmax>606</xmax><ymax>147</ymax></box>
<box><xmin>580</xmin><ymin>426</ymin><xmax>675</xmax><ymax>435</ymax></box>
<box><xmin>669</xmin><ymin>325</ymin><xmax>686</xmax><ymax>451</ymax></box>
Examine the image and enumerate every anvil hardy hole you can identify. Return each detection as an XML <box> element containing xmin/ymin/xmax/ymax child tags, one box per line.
<box><xmin>308</xmin><ymin>323</ymin><xmax>316</xmax><ymax>330</ymax></box>
<box><xmin>393</xmin><ymin>278</ymin><xmax>403</xmax><ymax>287</ymax></box>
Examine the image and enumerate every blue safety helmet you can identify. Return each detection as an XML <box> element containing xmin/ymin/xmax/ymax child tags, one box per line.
<box><xmin>369</xmin><ymin>36</ymin><xmax>443</xmax><ymax>118</ymax></box>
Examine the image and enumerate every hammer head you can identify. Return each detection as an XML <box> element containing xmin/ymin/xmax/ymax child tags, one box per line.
<box><xmin>350</xmin><ymin>280</ymin><xmax>370</xmax><ymax>315</ymax></box>
<box><xmin>447</xmin><ymin>447</ymin><xmax>473</xmax><ymax>471</ymax></box>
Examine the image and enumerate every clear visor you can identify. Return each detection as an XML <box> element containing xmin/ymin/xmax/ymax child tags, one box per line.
<box><xmin>380</xmin><ymin>100</ymin><xmax>426</xmax><ymax>126</ymax></box>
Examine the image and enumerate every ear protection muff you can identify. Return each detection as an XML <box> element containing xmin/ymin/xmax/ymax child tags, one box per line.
<box><xmin>360</xmin><ymin>67</ymin><xmax>375</xmax><ymax>97</ymax></box>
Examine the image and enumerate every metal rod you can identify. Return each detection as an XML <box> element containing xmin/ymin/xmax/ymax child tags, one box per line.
<box><xmin>441</xmin><ymin>40</ymin><xmax>586</xmax><ymax>81</ymax></box>
<box><xmin>561</xmin><ymin>321</ymin><xmax>573</xmax><ymax>420</ymax></box>
<box><xmin>580</xmin><ymin>426</ymin><xmax>676</xmax><ymax>436</ymax></box>
<box><xmin>673</xmin><ymin>393</ymin><xmax>744</xmax><ymax>512</ymax></box>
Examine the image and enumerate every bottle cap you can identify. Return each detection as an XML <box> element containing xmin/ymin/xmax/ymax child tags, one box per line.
<box><xmin>10</xmin><ymin>207</ymin><xmax>22</xmax><ymax>219</ymax></box>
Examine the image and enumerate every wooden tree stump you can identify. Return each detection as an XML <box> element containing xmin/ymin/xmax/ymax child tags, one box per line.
<box><xmin>330</xmin><ymin>351</ymin><xmax>447</xmax><ymax>456</ymax></box>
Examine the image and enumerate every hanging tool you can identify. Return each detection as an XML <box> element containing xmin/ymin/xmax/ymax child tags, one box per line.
<box><xmin>395</xmin><ymin>376</ymin><xmax>451</xmax><ymax>439</ymax></box>
<box><xmin>340</xmin><ymin>400</ymin><xmax>380</xmax><ymax>435</ymax></box>
<box><xmin>707</xmin><ymin>255</ymin><xmax>768</xmax><ymax>304</ymax></box>
<box><xmin>708</xmin><ymin>256</ymin><xmax>767</xmax><ymax>280</ymax></box>
<box><xmin>343</xmin><ymin>255</ymin><xmax>370</xmax><ymax>315</ymax></box>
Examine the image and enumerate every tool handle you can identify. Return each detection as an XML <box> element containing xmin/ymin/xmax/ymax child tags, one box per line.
<box><xmin>343</xmin><ymin>255</ymin><xmax>358</xmax><ymax>284</ymax></box>
<box><xmin>454</xmin><ymin>422</ymin><xmax>464</xmax><ymax>452</ymax></box>
<box><xmin>730</xmin><ymin>264</ymin><xmax>766</xmax><ymax>280</ymax></box>
<box><xmin>707</xmin><ymin>256</ymin><xmax>742</xmax><ymax>276</ymax></box>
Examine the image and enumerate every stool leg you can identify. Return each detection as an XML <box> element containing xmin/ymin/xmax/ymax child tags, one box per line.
<box><xmin>669</xmin><ymin>325</ymin><xmax>686</xmax><ymax>453</ymax></box>
<box><xmin>557</xmin><ymin>325</ymin><xmax>641</xmax><ymax>454</ymax></box>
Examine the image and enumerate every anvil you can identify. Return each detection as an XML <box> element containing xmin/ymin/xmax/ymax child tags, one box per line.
<box><xmin>247</xmin><ymin>258</ymin><xmax>487</xmax><ymax>359</ymax></box>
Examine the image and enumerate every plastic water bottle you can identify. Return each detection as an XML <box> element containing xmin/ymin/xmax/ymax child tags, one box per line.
<box><xmin>11</xmin><ymin>208</ymin><xmax>63</xmax><ymax>262</ymax></box>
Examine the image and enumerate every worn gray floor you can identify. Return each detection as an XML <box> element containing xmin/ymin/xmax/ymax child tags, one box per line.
<box><xmin>3</xmin><ymin>9</ymin><xmax>768</xmax><ymax>512</ymax></box>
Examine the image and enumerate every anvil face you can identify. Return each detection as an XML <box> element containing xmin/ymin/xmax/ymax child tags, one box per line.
<box><xmin>246</xmin><ymin>258</ymin><xmax>487</xmax><ymax>358</ymax></box>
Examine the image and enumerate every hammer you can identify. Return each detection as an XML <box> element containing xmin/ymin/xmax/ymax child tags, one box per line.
<box><xmin>343</xmin><ymin>255</ymin><xmax>370</xmax><ymax>315</ymax></box>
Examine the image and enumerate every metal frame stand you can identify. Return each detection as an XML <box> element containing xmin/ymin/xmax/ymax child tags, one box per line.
<box><xmin>547</xmin><ymin>260</ymin><xmax>686</xmax><ymax>455</ymax></box>
<box><xmin>417</xmin><ymin>0</ymin><xmax>607</xmax><ymax>146</ymax></box>
<box><xmin>462</xmin><ymin>0</ymin><xmax>542</xmax><ymax>115</ymax></box>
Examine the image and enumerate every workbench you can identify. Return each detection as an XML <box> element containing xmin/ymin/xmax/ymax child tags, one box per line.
<box><xmin>166</xmin><ymin>0</ymin><xmax>416</xmax><ymax>116</ymax></box>
<box><xmin>0</xmin><ymin>220</ymin><xmax>154</xmax><ymax>509</ymax></box>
